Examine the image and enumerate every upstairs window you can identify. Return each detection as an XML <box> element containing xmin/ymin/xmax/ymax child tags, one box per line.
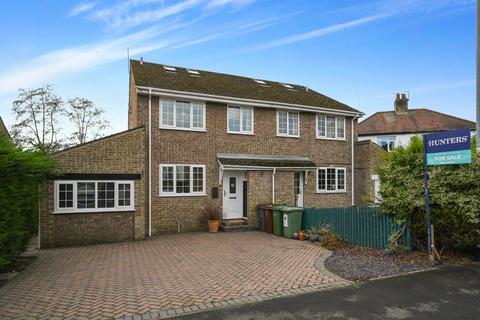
<box><xmin>378</xmin><ymin>137</ymin><xmax>395</xmax><ymax>152</ymax></box>
<box><xmin>317</xmin><ymin>115</ymin><xmax>346</xmax><ymax>140</ymax></box>
<box><xmin>277</xmin><ymin>111</ymin><xmax>299</xmax><ymax>137</ymax></box>
<box><xmin>160</xmin><ymin>100</ymin><xmax>205</xmax><ymax>131</ymax></box>
<box><xmin>160</xmin><ymin>164</ymin><xmax>206</xmax><ymax>196</ymax></box>
<box><xmin>227</xmin><ymin>106</ymin><xmax>253</xmax><ymax>134</ymax></box>
<box><xmin>317</xmin><ymin>168</ymin><xmax>346</xmax><ymax>193</ymax></box>
<box><xmin>54</xmin><ymin>181</ymin><xmax>134</xmax><ymax>213</ymax></box>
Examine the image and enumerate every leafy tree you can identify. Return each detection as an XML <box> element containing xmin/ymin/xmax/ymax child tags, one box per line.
<box><xmin>376</xmin><ymin>136</ymin><xmax>480</xmax><ymax>251</ymax></box>
<box><xmin>0</xmin><ymin>134</ymin><xmax>55</xmax><ymax>266</ymax></box>
<box><xmin>11</xmin><ymin>85</ymin><xmax>63</xmax><ymax>152</ymax></box>
<box><xmin>65</xmin><ymin>97</ymin><xmax>110</xmax><ymax>145</ymax></box>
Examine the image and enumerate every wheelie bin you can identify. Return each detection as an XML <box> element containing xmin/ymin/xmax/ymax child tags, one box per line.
<box><xmin>281</xmin><ymin>207</ymin><xmax>304</xmax><ymax>239</ymax></box>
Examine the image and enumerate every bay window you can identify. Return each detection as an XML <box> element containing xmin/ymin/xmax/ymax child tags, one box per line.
<box><xmin>54</xmin><ymin>181</ymin><xmax>134</xmax><ymax>213</ymax></box>
<box><xmin>317</xmin><ymin>167</ymin><xmax>346</xmax><ymax>193</ymax></box>
<box><xmin>317</xmin><ymin>115</ymin><xmax>346</xmax><ymax>140</ymax></box>
<box><xmin>160</xmin><ymin>99</ymin><xmax>205</xmax><ymax>130</ymax></box>
<box><xmin>160</xmin><ymin>164</ymin><xmax>206</xmax><ymax>196</ymax></box>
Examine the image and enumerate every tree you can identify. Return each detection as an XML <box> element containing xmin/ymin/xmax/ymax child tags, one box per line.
<box><xmin>376</xmin><ymin>136</ymin><xmax>480</xmax><ymax>251</ymax></box>
<box><xmin>11</xmin><ymin>85</ymin><xmax>63</xmax><ymax>152</ymax></box>
<box><xmin>65</xmin><ymin>97</ymin><xmax>110</xmax><ymax>145</ymax></box>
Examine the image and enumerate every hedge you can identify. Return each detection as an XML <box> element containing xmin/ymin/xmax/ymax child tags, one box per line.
<box><xmin>0</xmin><ymin>135</ymin><xmax>54</xmax><ymax>266</ymax></box>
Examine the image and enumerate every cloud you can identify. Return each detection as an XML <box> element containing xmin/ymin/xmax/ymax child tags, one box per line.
<box><xmin>67</xmin><ymin>2</ymin><xmax>98</xmax><ymax>17</ymax></box>
<box><xmin>172</xmin><ymin>12</ymin><xmax>300</xmax><ymax>49</ymax></box>
<box><xmin>0</xmin><ymin>23</ymin><xmax>190</xmax><ymax>95</ymax></box>
<box><xmin>246</xmin><ymin>13</ymin><xmax>389</xmax><ymax>52</ymax></box>
<box><xmin>205</xmin><ymin>0</ymin><xmax>255</xmax><ymax>10</ymax></box>
<box><xmin>89</xmin><ymin>0</ymin><xmax>201</xmax><ymax>30</ymax></box>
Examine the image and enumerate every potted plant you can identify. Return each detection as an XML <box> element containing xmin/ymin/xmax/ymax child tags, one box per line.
<box><xmin>202</xmin><ymin>205</ymin><xmax>222</xmax><ymax>233</ymax></box>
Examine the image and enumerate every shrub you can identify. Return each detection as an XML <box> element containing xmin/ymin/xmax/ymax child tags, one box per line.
<box><xmin>376</xmin><ymin>136</ymin><xmax>480</xmax><ymax>251</ymax></box>
<box><xmin>0</xmin><ymin>135</ymin><xmax>54</xmax><ymax>266</ymax></box>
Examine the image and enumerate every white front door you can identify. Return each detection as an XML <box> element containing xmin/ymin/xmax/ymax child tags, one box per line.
<box><xmin>223</xmin><ymin>171</ymin><xmax>245</xmax><ymax>219</ymax></box>
<box><xmin>294</xmin><ymin>172</ymin><xmax>304</xmax><ymax>207</ymax></box>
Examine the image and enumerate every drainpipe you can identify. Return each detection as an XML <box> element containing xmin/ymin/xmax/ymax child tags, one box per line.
<box><xmin>351</xmin><ymin>114</ymin><xmax>360</xmax><ymax>206</ymax></box>
<box><xmin>148</xmin><ymin>89</ymin><xmax>152</xmax><ymax>238</ymax></box>
<box><xmin>272</xmin><ymin>168</ymin><xmax>276</xmax><ymax>203</ymax></box>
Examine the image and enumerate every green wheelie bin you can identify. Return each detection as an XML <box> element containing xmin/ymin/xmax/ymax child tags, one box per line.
<box><xmin>272</xmin><ymin>205</ymin><xmax>288</xmax><ymax>236</ymax></box>
<box><xmin>281</xmin><ymin>207</ymin><xmax>304</xmax><ymax>239</ymax></box>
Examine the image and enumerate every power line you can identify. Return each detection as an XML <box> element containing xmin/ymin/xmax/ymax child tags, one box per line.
<box><xmin>339</xmin><ymin>4</ymin><xmax>361</xmax><ymax>110</ymax></box>
<box><xmin>37</xmin><ymin>0</ymin><xmax>116</xmax><ymax>70</ymax></box>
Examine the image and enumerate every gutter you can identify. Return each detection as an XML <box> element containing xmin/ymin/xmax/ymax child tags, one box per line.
<box><xmin>148</xmin><ymin>89</ymin><xmax>152</xmax><ymax>238</ymax></box>
<box><xmin>136</xmin><ymin>86</ymin><xmax>364</xmax><ymax>117</ymax></box>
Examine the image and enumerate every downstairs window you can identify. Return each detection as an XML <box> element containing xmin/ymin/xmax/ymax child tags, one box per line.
<box><xmin>54</xmin><ymin>181</ymin><xmax>134</xmax><ymax>213</ymax></box>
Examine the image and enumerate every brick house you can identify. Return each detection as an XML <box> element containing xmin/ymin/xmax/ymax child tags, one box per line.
<box><xmin>358</xmin><ymin>93</ymin><xmax>476</xmax><ymax>151</ymax></box>
<box><xmin>39</xmin><ymin>59</ymin><xmax>371</xmax><ymax>247</ymax></box>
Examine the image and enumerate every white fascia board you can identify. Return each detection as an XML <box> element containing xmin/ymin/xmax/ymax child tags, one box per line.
<box><xmin>136</xmin><ymin>86</ymin><xmax>364</xmax><ymax>117</ymax></box>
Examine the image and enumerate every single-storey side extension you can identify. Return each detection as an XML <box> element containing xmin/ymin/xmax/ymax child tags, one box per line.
<box><xmin>39</xmin><ymin>127</ymin><xmax>145</xmax><ymax>248</ymax></box>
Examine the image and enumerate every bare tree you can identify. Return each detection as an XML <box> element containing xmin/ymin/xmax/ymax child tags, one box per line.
<box><xmin>11</xmin><ymin>85</ymin><xmax>63</xmax><ymax>152</ymax></box>
<box><xmin>66</xmin><ymin>97</ymin><xmax>110</xmax><ymax>145</ymax></box>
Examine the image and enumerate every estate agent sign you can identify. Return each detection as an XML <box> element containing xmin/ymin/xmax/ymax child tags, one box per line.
<box><xmin>423</xmin><ymin>128</ymin><xmax>472</xmax><ymax>264</ymax></box>
<box><xmin>424</xmin><ymin>127</ymin><xmax>472</xmax><ymax>165</ymax></box>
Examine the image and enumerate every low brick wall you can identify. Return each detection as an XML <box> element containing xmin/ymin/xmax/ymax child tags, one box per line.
<box><xmin>53</xmin><ymin>211</ymin><xmax>135</xmax><ymax>247</ymax></box>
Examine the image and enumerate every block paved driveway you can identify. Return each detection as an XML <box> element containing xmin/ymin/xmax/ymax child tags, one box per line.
<box><xmin>0</xmin><ymin>232</ymin><xmax>349</xmax><ymax>320</ymax></box>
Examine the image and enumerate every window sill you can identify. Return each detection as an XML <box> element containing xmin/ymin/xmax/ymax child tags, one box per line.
<box><xmin>227</xmin><ymin>131</ymin><xmax>254</xmax><ymax>136</ymax></box>
<box><xmin>276</xmin><ymin>134</ymin><xmax>301</xmax><ymax>139</ymax></box>
<box><xmin>316</xmin><ymin>137</ymin><xmax>347</xmax><ymax>141</ymax></box>
<box><xmin>315</xmin><ymin>191</ymin><xmax>348</xmax><ymax>194</ymax></box>
<box><xmin>159</xmin><ymin>126</ymin><xmax>206</xmax><ymax>133</ymax></box>
<box><xmin>159</xmin><ymin>193</ymin><xmax>207</xmax><ymax>197</ymax></box>
<box><xmin>53</xmin><ymin>208</ymin><xmax>136</xmax><ymax>214</ymax></box>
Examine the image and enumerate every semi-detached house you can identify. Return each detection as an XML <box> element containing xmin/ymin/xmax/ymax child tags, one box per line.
<box><xmin>39</xmin><ymin>59</ymin><xmax>375</xmax><ymax>248</ymax></box>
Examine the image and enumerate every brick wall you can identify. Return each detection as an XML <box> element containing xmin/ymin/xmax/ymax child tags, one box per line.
<box><xmin>39</xmin><ymin>127</ymin><xmax>146</xmax><ymax>248</ymax></box>
<box><xmin>354</xmin><ymin>140</ymin><xmax>385</xmax><ymax>205</ymax></box>
<box><xmin>135</xmin><ymin>94</ymin><xmax>356</xmax><ymax>233</ymax></box>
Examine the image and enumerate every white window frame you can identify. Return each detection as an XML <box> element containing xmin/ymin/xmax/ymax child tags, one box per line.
<box><xmin>378</xmin><ymin>136</ymin><xmax>396</xmax><ymax>152</ymax></box>
<box><xmin>159</xmin><ymin>164</ymin><xmax>207</xmax><ymax>197</ymax></box>
<box><xmin>227</xmin><ymin>106</ymin><xmax>254</xmax><ymax>135</ymax></box>
<box><xmin>316</xmin><ymin>167</ymin><xmax>347</xmax><ymax>193</ymax></box>
<box><xmin>276</xmin><ymin>111</ymin><xmax>300</xmax><ymax>138</ymax></box>
<box><xmin>316</xmin><ymin>114</ymin><xmax>346</xmax><ymax>140</ymax></box>
<box><xmin>54</xmin><ymin>180</ymin><xmax>135</xmax><ymax>213</ymax></box>
<box><xmin>159</xmin><ymin>99</ymin><xmax>206</xmax><ymax>131</ymax></box>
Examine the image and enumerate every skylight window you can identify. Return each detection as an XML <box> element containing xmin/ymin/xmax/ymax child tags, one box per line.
<box><xmin>187</xmin><ymin>69</ymin><xmax>200</xmax><ymax>75</ymax></box>
<box><xmin>163</xmin><ymin>65</ymin><xmax>176</xmax><ymax>72</ymax></box>
<box><xmin>254</xmin><ymin>79</ymin><xmax>267</xmax><ymax>85</ymax></box>
<box><xmin>282</xmin><ymin>83</ymin><xmax>294</xmax><ymax>89</ymax></box>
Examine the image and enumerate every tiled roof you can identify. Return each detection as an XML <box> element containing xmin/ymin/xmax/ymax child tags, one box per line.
<box><xmin>217</xmin><ymin>153</ymin><xmax>316</xmax><ymax>168</ymax></box>
<box><xmin>0</xmin><ymin>116</ymin><xmax>10</xmax><ymax>139</ymax></box>
<box><xmin>358</xmin><ymin>108</ymin><xmax>476</xmax><ymax>136</ymax></box>
<box><xmin>130</xmin><ymin>60</ymin><xmax>360</xmax><ymax>114</ymax></box>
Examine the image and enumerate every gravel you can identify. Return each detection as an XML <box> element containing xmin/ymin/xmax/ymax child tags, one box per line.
<box><xmin>324</xmin><ymin>246</ymin><xmax>432</xmax><ymax>281</ymax></box>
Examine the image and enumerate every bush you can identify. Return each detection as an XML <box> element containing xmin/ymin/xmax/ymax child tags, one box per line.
<box><xmin>0</xmin><ymin>135</ymin><xmax>54</xmax><ymax>266</ymax></box>
<box><xmin>376</xmin><ymin>136</ymin><xmax>480</xmax><ymax>251</ymax></box>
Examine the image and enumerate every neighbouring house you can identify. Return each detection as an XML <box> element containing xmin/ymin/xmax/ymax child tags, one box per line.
<box><xmin>358</xmin><ymin>93</ymin><xmax>476</xmax><ymax>151</ymax></box>
<box><xmin>0</xmin><ymin>116</ymin><xmax>10</xmax><ymax>140</ymax></box>
<box><xmin>39</xmin><ymin>59</ymin><xmax>377</xmax><ymax>248</ymax></box>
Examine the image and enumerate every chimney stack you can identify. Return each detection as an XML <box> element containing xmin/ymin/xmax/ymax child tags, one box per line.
<box><xmin>394</xmin><ymin>92</ymin><xmax>408</xmax><ymax>114</ymax></box>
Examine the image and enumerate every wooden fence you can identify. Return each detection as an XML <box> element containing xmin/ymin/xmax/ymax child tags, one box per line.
<box><xmin>302</xmin><ymin>207</ymin><xmax>411</xmax><ymax>250</ymax></box>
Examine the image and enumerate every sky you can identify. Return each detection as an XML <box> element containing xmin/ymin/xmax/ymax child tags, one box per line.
<box><xmin>0</xmin><ymin>0</ymin><xmax>476</xmax><ymax>135</ymax></box>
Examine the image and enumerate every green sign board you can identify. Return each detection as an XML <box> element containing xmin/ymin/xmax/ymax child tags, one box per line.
<box><xmin>426</xmin><ymin>149</ymin><xmax>472</xmax><ymax>166</ymax></box>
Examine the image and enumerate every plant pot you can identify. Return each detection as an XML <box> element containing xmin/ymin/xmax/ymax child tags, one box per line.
<box><xmin>208</xmin><ymin>220</ymin><xmax>220</xmax><ymax>233</ymax></box>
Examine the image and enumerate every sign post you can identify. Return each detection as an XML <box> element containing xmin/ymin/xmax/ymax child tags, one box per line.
<box><xmin>423</xmin><ymin>128</ymin><xmax>472</xmax><ymax>263</ymax></box>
